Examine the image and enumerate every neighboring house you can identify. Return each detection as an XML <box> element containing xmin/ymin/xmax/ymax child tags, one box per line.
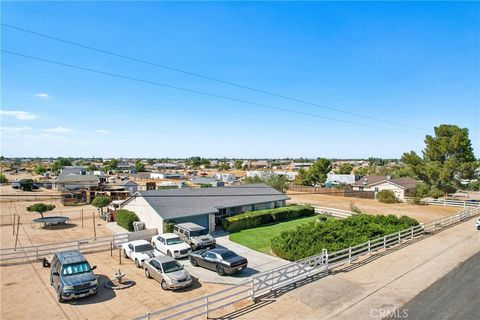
<box><xmin>53</xmin><ymin>174</ymin><xmax>99</xmax><ymax>191</ymax></box>
<box><xmin>121</xmin><ymin>180</ymin><xmax>139</xmax><ymax>195</ymax></box>
<box><xmin>60</xmin><ymin>166</ymin><xmax>87</xmax><ymax>175</ymax></box>
<box><xmin>191</xmin><ymin>177</ymin><xmax>225</xmax><ymax>187</ymax></box>
<box><xmin>213</xmin><ymin>173</ymin><xmax>236</xmax><ymax>183</ymax></box>
<box><xmin>150</xmin><ymin>173</ymin><xmax>184</xmax><ymax>180</ymax></box>
<box><xmin>352</xmin><ymin>175</ymin><xmax>418</xmax><ymax>201</ymax></box>
<box><xmin>289</xmin><ymin>162</ymin><xmax>313</xmax><ymax>171</ymax></box>
<box><xmin>121</xmin><ymin>183</ymin><xmax>290</xmax><ymax>233</ymax></box>
<box><xmin>245</xmin><ymin>160</ymin><xmax>269</xmax><ymax>169</ymax></box>
<box><xmin>326</xmin><ymin>173</ymin><xmax>357</xmax><ymax>185</ymax></box>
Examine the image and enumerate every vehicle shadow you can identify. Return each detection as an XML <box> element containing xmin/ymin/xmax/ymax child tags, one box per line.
<box><xmin>67</xmin><ymin>275</ymin><xmax>116</xmax><ymax>305</ymax></box>
<box><xmin>170</xmin><ymin>276</ymin><xmax>203</xmax><ymax>293</ymax></box>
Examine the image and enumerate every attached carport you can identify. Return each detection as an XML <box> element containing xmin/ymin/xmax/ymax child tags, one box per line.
<box><xmin>169</xmin><ymin>214</ymin><xmax>211</xmax><ymax>231</ymax></box>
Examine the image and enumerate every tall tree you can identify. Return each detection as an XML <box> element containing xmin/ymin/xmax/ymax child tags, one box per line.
<box><xmin>402</xmin><ymin>124</ymin><xmax>478</xmax><ymax>196</ymax></box>
<box><xmin>92</xmin><ymin>196</ymin><xmax>111</xmax><ymax>216</ymax></box>
<box><xmin>335</xmin><ymin>163</ymin><xmax>354</xmax><ymax>174</ymax></box>
<box><xmin>294</xmin><ymin>158</ymin><xmax>331</xmax><ymax>186</ymax></box>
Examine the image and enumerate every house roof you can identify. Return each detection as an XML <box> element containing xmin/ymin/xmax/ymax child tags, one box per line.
<box><xmin>55</xmin><ymin>174</ymin><xmax>99</xmax><ymax>183</ymax></box>
<box><xmin>127</xmin><ymin>183</ymin><xmax>290</xmax><ymax>220</ymax></box>
<box><xmin>354</xmin><ymin>175</ymin><xmax>418</xmax><ymax>189</ymax></box>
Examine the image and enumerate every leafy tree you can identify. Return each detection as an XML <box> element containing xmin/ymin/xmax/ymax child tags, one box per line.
<box><xmin>185</xmin><ymin>156</ymin><xmax>210</xmax><ymax>169</ymax></box>
<box><xmin>244</xmin><ymin>172</ymin><xmax>289</xmax><ymax>192</ymax></box>
<box><xmin>27</xmin><ymin>203</ymin><xmax>56</xmax><ymax>218</ymax></box>
<box><xmin>20</xmin><ymin>179</ymin><xmax>34</xmax><ymax>191</ymax></box>
<box><xmin>86</xmin><ymin>164</ymin><xmax>97</xmax><ymax>172</ymax></box>
<box><xmin>335</xmin><ymin>163</ymin><xmax>354</xmax><ymax>174</ymax></box>
<box><xmin>402</xmin><ymin>125</ymin><xmax>478</xmax><ymax>196</ymax></box>
<box><xmin>0</xmin><ymin>173</ymin><xmax>8</xmax><ymax>183</ymax></box>
<box><xmin>135</xmin><ymin>160</ymin><xmax>146</xmax><ymax>172</ymax></box>
<box><xmin>51</xmin><ymin>157</ymin><xmax>72</xmax><ymax>172</ymax></box>
<box><xmin>376</xmin><ymin>190</ymin><xmax>400</xmax><ymax>203</ymax></box>
<box><xmin>217</xmin><ymin>162</ymin><xmax>229</xmax><ymax>171</ymax></box>
<box><xmin>354</xmin><ymin>166</ymin><xmax>370</xmax><ymax>177</ymax></box>
<box><xmin>147</xmin><ymin>159</ymin><xmax>155</xmax><ymax>165</ymax></box>
<box><xmin>106</xmin><ymin>159</ymin><xmax>119</xmax><ymax>169</ymax></box>
<box><xmin>91</xmin><ymin>196</ymin><xmax>111</xmax><ymax>215</ymax></box>
<box><xmin>295</xmin><ymin>158</ymin><xmax>332</xmax><ymax>186</ymax></box>
<box><xmin>34</xmin><ymin>164</ymin><xmax>47</xmax><ymax>175</ymax></box>
<box><xmin>234</xmin><ymin>160</ymin><xmax>243</xmax><ymax>170</ymax></box>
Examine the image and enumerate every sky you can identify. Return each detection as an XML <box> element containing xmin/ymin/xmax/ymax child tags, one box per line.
<box><xmin>1</xmin><ymin>1</ymin><xmax>479</xmax><ymax>159</ymax></box>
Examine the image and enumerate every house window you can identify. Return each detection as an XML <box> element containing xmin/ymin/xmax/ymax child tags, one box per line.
<box><xmin>359</xmin><ymin>186</ymin><xmax>364</xmax><ymax>191</ymax></box>
<box><xmin>374</xmin><ymin>187</ymin><xmax>379</xmax><ymax>192</ymax></box>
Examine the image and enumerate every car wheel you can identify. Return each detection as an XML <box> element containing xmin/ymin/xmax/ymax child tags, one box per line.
<box><xmin>57</xmin><ymin>287</ymin><xmax>64</xmax><ymax>303</ymax></box>
<box><xmin>161</xmin><ymin>280</ymin><xmax>168</xmax><ymax>290</ymax></box>
<box><xmin>135</xmin><ymin>259</ymin><xmax>141</xmax><ymax>268</ymax></box>
<box><xmin>167</xmin><ymin>251</ymin><xmax>172</xmax><ymax>257</ymax></box>
<box><xmin>123</xmin><ymin>249</ymin><xmax>128</xmax><ymax>258</ymax></box>
<box><xmin>216</xmin><ymin>265</ymin><xmax>225</xmax><ymax>276</ymax></box>
<box><xmin>210</xmin><ymin>244</ymin><xmax>216</xmax><ymax>249</ymax></box>
<box><xmin>145</xmin><ymin>268</ymin><xmax>151</xmax><ymax>278</ymax></box>
<box><xmin>190</xmin><ymin>257</ymin><xmax>198</xmax><ymax>267</ymax></box>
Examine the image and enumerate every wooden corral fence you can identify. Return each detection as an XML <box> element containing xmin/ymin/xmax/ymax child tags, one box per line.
<box><xmin>288</xmin><ymin>186</ymin><xmax>375</xmax><ymax>199</ymax></box>
<box><xmin>0</xmin><ymin>228</ymin><xmax>158</xmax><ymax>264</ymax></box>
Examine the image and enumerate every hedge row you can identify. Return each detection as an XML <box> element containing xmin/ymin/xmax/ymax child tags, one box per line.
<box><xmin>271</xmin><ymin>214</ymin><xmax>419</xmax><ymax>261</ymax></box>
<box><xmin>116</xmin><ymin>209</ymin><xmax>139</xmax><ymax>231</ymax></box>
<box><xmin>222</xmin><ymin>205</ymin><xmax>315</xmax><ymax>232</ymax></box>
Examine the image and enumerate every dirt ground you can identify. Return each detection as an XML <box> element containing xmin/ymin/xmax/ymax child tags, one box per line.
<box><xmin>287</xmin><ymin>192</ymin><xmax>459</xmax><ymax>222</ymax></box>
<box><xmin>0</xmin><ymin>249</ymin><xmax>227</xmax><ymax>320</ymax></box>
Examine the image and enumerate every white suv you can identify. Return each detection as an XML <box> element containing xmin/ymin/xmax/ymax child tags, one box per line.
<box><xmin>151</xmin><ymin>233</ymin><xmax>191</xmax><ymax>259</ymax></box>
<box><xmin>475</xmin><ymin>218</ymin><xmax>480</xmax><ymax>230</ymax></box>
<box><xmin>122</xmin><ymin>240</ymin><xmax>162</xmax><ymax>268</ymax></box>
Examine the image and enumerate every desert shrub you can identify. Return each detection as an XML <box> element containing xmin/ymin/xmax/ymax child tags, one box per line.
<box><xmin>116</xmin><ymin>209</ymin><xmax>139</xmax><ymax>231</ymax></box>
<box><xmin>350</xmin><ymin>203</ymin><xmax>363</xmax><ymax>213</ymax></box>
<box><xmin>271</xmin><ymin>214</ymin><xmax>418</xmax><ymax>261</ymax></box>
<box><xmin>0</xmin><ymin>173</ymin><xmax>8</xmax><ymax>183</ymax></box>
<box><xmin>376</xmin><ymin>190</ymin><xmax>400</xmax><ymax>203</ymax></box>
<box><xmin>222</xmin><ymin>205</ymin><xmax>314</xmax><ymax>232</ymax></box>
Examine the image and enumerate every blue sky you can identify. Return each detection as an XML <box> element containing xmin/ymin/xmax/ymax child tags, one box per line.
<box><xmin>1</xmin><ymin>1</ymin><xmax>479</xmax><ymax>158</ymax></box>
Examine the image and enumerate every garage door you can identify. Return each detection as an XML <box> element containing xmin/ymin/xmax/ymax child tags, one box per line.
<box><xmin>172</xmin><ymin>214</ymin><xmax>210</xmax><ymax>230</ymax></box>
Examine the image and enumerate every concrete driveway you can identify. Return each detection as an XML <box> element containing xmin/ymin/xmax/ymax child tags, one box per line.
<box><xmin>181</xmin><ymin>230</ymin><xmax>289</xmax><ymax>285</ymax></box>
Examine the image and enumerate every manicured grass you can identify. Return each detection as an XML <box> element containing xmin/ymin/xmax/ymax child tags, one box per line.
<box><xmin>228</xmin><ymin>215</ymin><xmax>319</xmax><ymax>254</ymax></box>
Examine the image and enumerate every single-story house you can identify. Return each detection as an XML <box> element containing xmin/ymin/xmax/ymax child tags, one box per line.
<box><xmin>153</xmin><ymin>163</ymin><xmax>180</xmax><ymax>170</ymax></box>
<box><xmin>121</xmin><ymin>180</ymin><xmax>139</xmax><ymax>194</ymax></box>
<box><xmin>246</xmin><ymin>171</ymin><xmax>298</xmax><ymax>181</ymax></box>
<box><xmin>326</xmin><ymin>173</ymin><xmax>357</xmax><ymax>185</ymax></box>
<box><xmin>352</xmin><ymin>175</ymin><xmax>418</xmax><ymax>201</ymax></box>
<box><xmin>290</xmin><ymin>162</ymin><xmax>313</xmax><ymax>171</ymax></box>
<box><xmin>213</xmin><ymin>173</ymin><xmax>236</xmax><ymax>183</ymax></box>
<box><xmin>53</xmin><ymin>174</ymin><xmax>99</xmax><ymax>191</ymax></box>
<box><xmin>150</xmin><ymin>172</ymin><xmax>184</xmax><ymax>180</ymax></box>
<box><xmin>60</xmin><ymin>166</ymin><xmax>87</xmax><ymax>175</ymax></box>
<box><xmin>121</xmin><ymin>183</ymin><xmax>290</xmax><ymax>233</ymax></box>
<box><xmin>191</xmin><ymin>177</ymin><xmax>224</xmax><ymax>187</ymax></box>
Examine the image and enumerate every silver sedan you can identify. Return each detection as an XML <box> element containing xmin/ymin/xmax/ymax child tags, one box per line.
<box><xmin>144</xmin><ymin>256</ymin><xmax>193</xmax><ymax>290</ymax></box>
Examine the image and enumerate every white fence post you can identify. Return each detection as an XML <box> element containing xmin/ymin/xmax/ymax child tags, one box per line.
<box><xmin>348</xmin><ymin>247</ymin><xmax>352</xmax><ymax>263</ymax></box>
<box><xmin>411</xmin><ymin>227</ymin><xmax>414</xmax><ymax>239</ymax></box>
<box><xmin>322</xmin><ymin>249</ymin><xmax>329</xmax><ymax>272</ymax></box>
<box><xmin>250</xmin><ymin>277</ymin><xmax>255</xmax><ymax>301</ymax></box>
<box><xmin>35</xmin><ymin>246</ymin><xmax>39</xmax><ymax>260</ymax></box>
<box><xmin>383</xmin><ymin>236</ymin><xmax>386</xmax><ymax>249</ymax></box>
<box><xmin>205</xmin><ymin>296</ymin><xmax>209</xmax><ymax>319</ymax></box>
<box><xmin>398</xmin><ymin>232</ymin><xmax>401</xmax><ymax>244</ymax></box>
<box><xmin>368</xmin><ymin>241</ymin><xmax>371</xmax><ymax>253</ymax></box>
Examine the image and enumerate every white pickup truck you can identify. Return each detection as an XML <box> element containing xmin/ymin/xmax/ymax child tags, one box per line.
<box><xmin>122</xmin><ymin>240</ymin><xmax>162</xmax><ymax>268</ymax></box>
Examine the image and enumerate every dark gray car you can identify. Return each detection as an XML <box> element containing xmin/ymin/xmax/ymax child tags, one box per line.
<box><xmin>50</xmin><ymin>250</ymin><xmax>98</xmax><ymax>302</ymax></box>
<box><xmin>189</xmin><ymin>248</ymin><xmax>248</xmax><ymax>276</ymax></box>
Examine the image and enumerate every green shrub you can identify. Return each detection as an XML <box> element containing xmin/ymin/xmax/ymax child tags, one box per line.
<box><xmin>163</xmin><ymin>221</ymin><xmax>175</xmax><ymax>233</ymax></box>
<box><xmin>271</xmin><ymin>214</ymin><xmax>419</xmax><ymax>261</ymax></box>
<box><xmin>222</xmin><ymin>205</ymin><xmax>314</xmax><ymax>232</ymax></box>
<box><xmin>376</xmin><ymin>190</ymin><xmax>400</xmax><ymax>203</ymax></box>
<box><xmin>116</xmin><ymin>209</ymin><xmax>139</xmax><ymax>231</ymax></box>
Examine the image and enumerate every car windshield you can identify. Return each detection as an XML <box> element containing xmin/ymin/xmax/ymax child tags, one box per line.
<box><xmin>62</xmin><ymin>262</ymin><xmax>91</xmax><ymax>275</ymax></box>
<box><xmin>221</xmin><ymin>251</ymin><xmax>238</xmax><ymax>259</ymax></box>
<box><xmin>166</xmin><ymin>237</ymin><xmax>183</xmax><ymax>245</ymax></box>
<box><xmin>162</xmin><ymin>261</ymin><xmax>183</xmax><ymax>273</ymax></box>
<box><xmin>136</xmin><ymin>244</ymin><xmax>154</xmax><ymax>252</ymax></box>
<box><xmin>190</xmin><ymin>229</ymin><xmax>208</xmax><ymax>237</ymax></box>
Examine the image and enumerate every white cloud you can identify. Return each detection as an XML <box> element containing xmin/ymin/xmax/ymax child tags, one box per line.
<box><xmin>0</xmin><ymin>110</ymin><xmax>38</xmax><ymax>120</ymax></box>
<box><xmin>36</xmin><ymin>93</ymin><xmax>49</xmax><ymax>98</ymax></box>
<box><xmin>42</xmin><ymin>126</ymin><xmax>74</xmax><ymax>133</ymax></box>
<box><xmin>96</xmin><ymin>129</ymin><xmax>111</xmax><ymax>134</ymax></box>
<box><xmin>25</xmin><ymin>133</ymin><xmax>67</xmax><ymax>141</ymax></box>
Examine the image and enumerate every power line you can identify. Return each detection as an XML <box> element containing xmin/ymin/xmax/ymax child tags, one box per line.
<box><xmin>1</xmin><ymin>23</ymin><xmax>425</xmax><ymax>131</ymax></box>
<box><xmin>3</xmin><ymin>49</ymin><xmax>396</xmax><ymax>130</ymax></box>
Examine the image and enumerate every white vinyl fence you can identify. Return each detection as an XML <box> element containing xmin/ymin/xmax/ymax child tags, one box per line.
<box><xmin>422</xmin><ymin>198</ymin><xmax>480</xmax><ymax>208</ymax></box>
<box><xmin>132</xmin><ymin>207</ymin><xmax>480</xmax><ymax>320</ymax></box>
<box><xmin>0</xmin><ymin>228</ymin><xmax>157</xmax><ymax>263</ymax></box>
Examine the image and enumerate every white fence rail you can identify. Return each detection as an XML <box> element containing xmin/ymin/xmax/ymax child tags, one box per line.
<box><xmin>422</xmin><ymin>198</ymin><xmax>480</xmax><ymax>208</ymax></box>
<box><xmin>0</xmin><ymin>228</ymin><xmax>157</xmax><ymax>263</ymax></box>
<box><xmin>132</xmin><ymin>207</ymin><xmax>480</xmax><ymax>320</ymax></box>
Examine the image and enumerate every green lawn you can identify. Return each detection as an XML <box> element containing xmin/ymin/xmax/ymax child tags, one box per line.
<box><xmin>228</xmin><ymin>215</ymin><xmax>319</xmax><ymax>254</ymax></box>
